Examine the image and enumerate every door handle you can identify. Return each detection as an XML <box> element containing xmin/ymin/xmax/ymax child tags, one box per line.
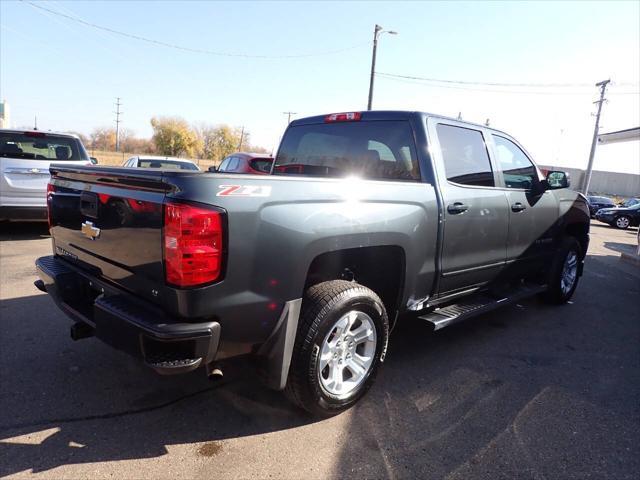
<box><xmin>447</xmin><ymin>202</ymin><xmax>469</xmax><ymax>214</ymax></box>
<box><xmin>511</xmin><ymin>202</ymin><xmax>527</xmax><ymax>212</ymax></box>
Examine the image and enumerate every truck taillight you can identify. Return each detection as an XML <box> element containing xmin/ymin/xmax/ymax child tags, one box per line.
<box><xmin>163</xmin><ymin>202</ymin><xmax>225</xmax><ymax>288</ymax></box>
<box><xmin>46</xmin><ymin>182</ymin><xmax>54</xmax><ymax>229</ymax></box>
<box><xmin>324</xmin><ymin>112</ymin><xmax>362</xmax><ymax>123</ymax></box>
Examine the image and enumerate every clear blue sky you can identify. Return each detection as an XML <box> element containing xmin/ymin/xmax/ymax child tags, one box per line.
<box><xmin>1</xmin><ymin>1</ymin><xmax>639</xmax><ymax>172</ymax></box>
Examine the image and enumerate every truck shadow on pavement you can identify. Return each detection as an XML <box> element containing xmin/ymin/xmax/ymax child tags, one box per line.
<box><xmin>0</xmin><ymin>222</ymin><xmax>50</xmax><ymax>242</ymax></box>
<box><xmin>0</xmin><ymin>253</ymin><xmax>639</xmax><ymax>477</ymax></box>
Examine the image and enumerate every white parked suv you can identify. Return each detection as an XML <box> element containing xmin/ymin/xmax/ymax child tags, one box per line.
<box><xmin>0</xmin><ymin>129</ymin><xmax>93</xmax><ymax>221</ymax></box>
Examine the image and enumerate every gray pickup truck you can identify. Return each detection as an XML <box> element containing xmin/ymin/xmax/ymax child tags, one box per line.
<box><xmin>35</xmin><ymin>111</ymin><xmax>589</xmax><ymax>416</ymax></box>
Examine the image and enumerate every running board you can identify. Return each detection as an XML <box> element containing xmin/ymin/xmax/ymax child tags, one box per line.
<box><xmin>419</xmin><ymin>284</ymin><xmax>547</xmax><ymax>331</ymax></box>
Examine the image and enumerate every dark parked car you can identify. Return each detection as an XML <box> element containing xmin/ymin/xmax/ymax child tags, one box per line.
<box><xmin>587</xmin><ymin>195</ymin><xmax>616</xmax><ymax>217</ymax></box>
<box><xmin>211</xmin><ymin>152</ymin><xmax>273</xmax><ymax>174</ymax></box>
<box><xmin>595</xmin><ymin>203</ymin><xmax>640</xmax><ymax>229</ymax></box>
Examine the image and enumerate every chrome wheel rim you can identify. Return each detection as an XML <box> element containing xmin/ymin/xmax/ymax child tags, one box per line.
<box><xmin>560</xmin><ymin>250</ymin><xmax>578</xmax><ymax>295</ymax></box>
<box><xmin>616</xmin><ymin>217</ymin><xmax>630</xmax><ymax>228</ymax></box>
<box><xmin>318</xmin><ymin>310</ymin><xmax>377</xmax><ymax>398</ymax></box>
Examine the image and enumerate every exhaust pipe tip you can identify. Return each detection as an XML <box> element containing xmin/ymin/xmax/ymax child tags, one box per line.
<box><xmin>206</xmin><ymin>364</ymin><xmax>224</xmax><ymax>381</ymax></box>
<box><xmin>34</xmin><ymin>279</ymin><xmax>46</xmax><ymax>293</ymax></box>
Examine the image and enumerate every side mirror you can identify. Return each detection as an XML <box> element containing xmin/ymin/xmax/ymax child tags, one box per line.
<box><xmin>208</xmin><ymin>166</ymin><xmax>218</xmax><ymax>173</ymax></box>
<box><xmin>545</xmin><ymin>170</ymin><xmax>570</xmax><ymax>189</ymax></box>
<box><xmin>90</xmin><ymin>157</ymin><xmax>98</xmax><ymax>165</ymax></box>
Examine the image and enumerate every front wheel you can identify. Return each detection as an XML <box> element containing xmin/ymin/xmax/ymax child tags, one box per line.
<box><xmin>285</xmin><ymin>280</ymin><xmax>389</xmax><ymax>416</ymax></box>
<box><xmin>614</xmin><ymin>216</ymin><xmax>631</xmax><ymax>229</ymax></box>
<box><xmin>541</xmin><ymin>237</ymin><xmax>582</xmax><ymax>304</ymax></box>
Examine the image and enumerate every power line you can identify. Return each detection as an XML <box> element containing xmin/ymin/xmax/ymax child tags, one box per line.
<box><xmin>376</xmin><ymin>71</ymin><xmax>639</xmax><ymax>88</ymax></box>
<box><xmin>22</xmin><ymin>1</ymin><xmax>367</xmax><ymax>59</ymax></box>
<box><xmin>376</xmin><ymin>72</ymin><xmax>639</xmax><ymax>96</ymax></box>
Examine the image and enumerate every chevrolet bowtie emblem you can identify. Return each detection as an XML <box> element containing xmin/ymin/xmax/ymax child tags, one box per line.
<box><xmin>81</xmin><ymin>221</ymin><xmax>101</xmax><ymax>240</ymax></box>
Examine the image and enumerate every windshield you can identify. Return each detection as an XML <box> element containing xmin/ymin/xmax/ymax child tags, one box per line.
<box><xmin>0</xmin><ymin>132</ymin><xmax>89</xmax><ymax>161</ymax></box>
<box><xmin>275</xmin><ymin>121</ymin><xmax>420</xmax><ymax>181</ymax></box>
<box><xmin>138</xmin><ymin>159</ymin><xmax>199</xmax><ymax>170</ymax></box>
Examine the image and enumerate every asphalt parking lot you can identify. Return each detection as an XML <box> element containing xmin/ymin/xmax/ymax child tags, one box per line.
<box><xmin>0</xmin><ymin>221</ymin><xmax>638</xmax><ymax>479</ymax></box>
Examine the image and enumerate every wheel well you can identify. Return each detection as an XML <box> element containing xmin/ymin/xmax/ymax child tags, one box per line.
<box><xmin>565</xmin><ymin>222</ymin><xmax>589</xmax><ymax>257</ymax></box>
<box><xmin>304</xmin><ymin>246</ymin><xmax>405</xmax><ymax>316</ymax></box>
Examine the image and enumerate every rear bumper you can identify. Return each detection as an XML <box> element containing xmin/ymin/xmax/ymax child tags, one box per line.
<box><xmin>35</xmin><ymin>255</ymin><xmax>221</xmax><ymax>375</ymax></box>
<box><xmin>0</xmin><ymin>206</ymin><xmax>47</xmax><ymax>221</ymax></box>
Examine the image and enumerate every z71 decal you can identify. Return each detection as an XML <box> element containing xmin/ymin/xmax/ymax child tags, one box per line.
<box><xmin>217</xmin><ymin>185</ymin><xmax>272</xmax><ymax>197</ymax></box>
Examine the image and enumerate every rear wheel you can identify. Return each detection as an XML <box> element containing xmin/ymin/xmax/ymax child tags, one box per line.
<box><xmin>614</xmin><ymin>216</ymin><xmax>631</xmax><ymax>229</ymax></box>
<box><xmin>541</xmin><ymin>237</ymin><xmax>582</xmax><ymax>304</ymax></box>
<box><xmin>285</xmin><ymin>280</ymin><xmax>388</xmax><ymax>416</ymax></box>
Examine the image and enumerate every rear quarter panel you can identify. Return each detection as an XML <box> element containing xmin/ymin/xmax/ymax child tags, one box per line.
<box><xmin>166</xmin><ymin>172</ymin><xmax>439</xmax><ymax>345</ymax></box>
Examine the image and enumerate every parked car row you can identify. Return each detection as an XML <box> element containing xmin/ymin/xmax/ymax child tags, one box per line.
<box><xmin>1</xmin><ymin>127</ymin><xmax>636</xmax><ymax>230</ymax></box>
<box><xmin>595</xmin><ymin>203</ymin><xmax>640</xmax><ymax>229</ymax></box>
<box><xmin>587</xmin><ymin>195</ymin><xmax>640</xmax><ymax>215</ymax></box>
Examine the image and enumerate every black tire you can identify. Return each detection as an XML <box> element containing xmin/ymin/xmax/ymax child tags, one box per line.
<box><xmin>541</xmin><ymin>236</ymin><xmax>582</xmax><ymax>305</ymax></box>
<box><xmin>284</xmin><ymin>280</ymin><xmax>389</xmax><ymax>417</ymax></box>
<box><xmin>614</xmin><ymin>215</ymin><xmax>631</xmax><ymax>230</ymax></box>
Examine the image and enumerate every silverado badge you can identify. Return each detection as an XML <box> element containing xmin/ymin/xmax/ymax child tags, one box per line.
<box><xmin>81</xmin><ymin>221</ymin><xmax>101</xmax><ymax>240</ymax></box>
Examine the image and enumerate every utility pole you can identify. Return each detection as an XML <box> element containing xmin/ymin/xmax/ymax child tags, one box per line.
<box><xmin>283</xmin><ymin>111</ymin><xmax>297</xmax><ymax>124</ymax></box>
<box><xmin>581</xmin><ymin>79</ymin><xmax>610</xmax><ymax>194</ymax></box>
<box><xmin>367</xmin><ymin>24</ymin><xmax>397</xmax><ymax>111</ymax></box>
<box><xmin>33</xmin><ymin>116</ymin><xmax>38</xmax><ymax>130</ymax></box>
<box><xmin>114</xmin><ymin>97</ymin><xmax>123</xmax><ymax>152</ymax></box>
<box><xmin>237</xmin><ymin>126</ymin><xmax>245</xmax><ymax>151</ymax></box>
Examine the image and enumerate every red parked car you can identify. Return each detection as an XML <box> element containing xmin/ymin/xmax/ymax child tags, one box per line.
<box><xmin>211</xmin><ymin>152</ymin><xmax>273</xmax><ymax>175</ymax></box>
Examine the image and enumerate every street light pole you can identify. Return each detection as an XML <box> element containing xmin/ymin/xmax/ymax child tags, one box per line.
<box><xmin>367</xmin><ymin>24</ymin><xmax>396</xmax><ymax>111</ymax></box>
<box><xmin>367</xmin><ymin>25</ymin><xmax>382</xmax><ymax>111</ymax></box>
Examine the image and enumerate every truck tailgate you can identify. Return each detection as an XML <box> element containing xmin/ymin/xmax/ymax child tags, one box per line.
<box><xmin>48</xmin><ymin>166</ymin><xmax>172</xmax><ymax>302</ymax></box>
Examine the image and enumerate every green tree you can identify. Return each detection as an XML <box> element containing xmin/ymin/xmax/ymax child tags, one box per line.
<box><xmin>195</xmin><ymin>123</ymin><xmax>244</xmax><ymax>161</ymax></box>
<box><xmin>89</xmin><ymin>127</ymin><xmax>116</xmax><ymax>151</ymax></box>
<box><xmin>150</xmin><ymin>117</ymin><xmax>200</xmax><ymax>157</ymax></box>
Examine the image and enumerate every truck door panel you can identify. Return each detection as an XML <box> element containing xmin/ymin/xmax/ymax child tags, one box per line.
<box><xmin>428</xmin><ymin>120</ymin><xmax>509</xmax><ymax>294</ymax></box>
<box><xmin>489</xmin><ymin>134</ymin><xmax>559</xmax><ymax>271</ymax></box>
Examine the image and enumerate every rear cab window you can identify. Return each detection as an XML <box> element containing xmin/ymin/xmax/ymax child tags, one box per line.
<box><xmin>250</xmin><ymin>158</ymin><xmax>273</xmax><ymax>173</ymax></box>
<box><xmin>0</xmin><ymin>132</ymin><xmax>88</xmax><ymax>161</ymax></box>
<box><xmin>274</xmin><ymin>121</ymin><xmax>420</xmax><ymax>181</ymax></box>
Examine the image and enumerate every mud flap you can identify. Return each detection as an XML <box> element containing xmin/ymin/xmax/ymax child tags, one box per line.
<box><xmin>257</xmin><ymin>298</ymin><xmax>302</xmax><ymax>390</ymax></box>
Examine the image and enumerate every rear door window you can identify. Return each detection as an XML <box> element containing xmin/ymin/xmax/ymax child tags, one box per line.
<box><xmin>0</xmin><ymin>132</ymin><xmax>88</xmax><ymax>161</ymax></box>
<box><xmin>275</xmin><ymin>121</ymin><xmax>420</xmax><ymax>181</ymax></box>
<box><xmin>250</xmin><ymin>158</ymin><xmax>273</xmax><ymax>173</ymax></box>
<box><xmin>492</xmin><ymin>135</ymin><xmax>538</xmax><ymax>190</ymax></box>
<box><xmin>436</xmin><ymin>124</ymin><xmax>494</xmax><ymax>187</ymax></box>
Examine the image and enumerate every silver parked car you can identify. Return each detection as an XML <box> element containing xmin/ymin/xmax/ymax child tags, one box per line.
<box><xmin>0</xmin><ymin>129</ymin><xmax>92</xmax><ymax>221</ymax></box>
